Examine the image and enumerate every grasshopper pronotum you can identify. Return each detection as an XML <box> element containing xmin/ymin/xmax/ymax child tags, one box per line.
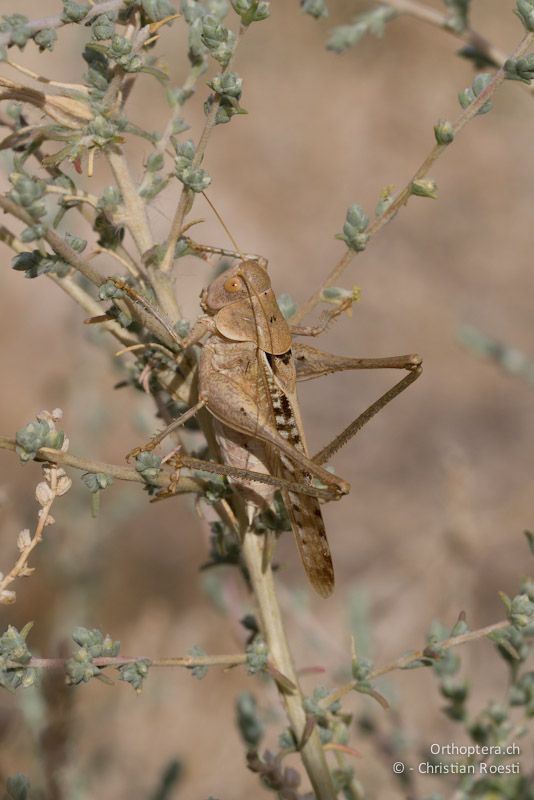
<box><xmin>116</xmin><ymin>250</ymin><xmax>421</xmax><ymax>597</ymax></box>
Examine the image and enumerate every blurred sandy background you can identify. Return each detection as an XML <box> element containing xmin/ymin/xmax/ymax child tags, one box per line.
<box><xmin>0</xmin><ymin>0</ymin><xmax>533</xmax><ymax>797</ymax></box>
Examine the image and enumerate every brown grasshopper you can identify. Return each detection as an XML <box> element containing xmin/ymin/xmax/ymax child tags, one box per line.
<box><xmin>119</xmin><ymin>251</ymin><xmax>421</xmax><ymax>598</ymax></box>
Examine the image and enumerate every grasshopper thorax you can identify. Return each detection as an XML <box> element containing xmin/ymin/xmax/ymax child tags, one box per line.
<box><xmin>201</xmin><ymin>260</ymin><xmax>292</xmax><ymax>356</ymax></box>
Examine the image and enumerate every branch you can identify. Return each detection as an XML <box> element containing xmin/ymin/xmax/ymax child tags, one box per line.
<box><xmin>11</xmin><ymin>653</ymin><xmax>248</xmax><ymax>670</ymax></box>
<box><xmin>0</xmin><ymin>113</ymin><xmax>141</xmax><ymax>280</ymax></box>
<box><xmin>318</xmin><ymin>619</ymin><xmax>511</xmax><ymax>709</ymax></box>
<box><xmin>107</xmin><ymin>150</ymin><xmax>153</xmax><ymax>258</ymax></box>
<box><xmin>292</xmin><ymin>30</ymin><xmax>534</xmax><ymax>324</ymax></box>
<box><xmin>0</xmin><ymin>0</ymin><xmax>127</xmax><ymax>49</ymax></box>
<box><xmin>0</xmin><ymin>194</ymin><xmax>105</xmax><ymax>286</ymax></box>
<box><xmin>387</xmin><ymin>0</ymin><xmax>510</xmax><ymax>68</ymax></box>
<box><xmin>0</xmin><ymin>435</ymin><xmax>202</xmax><ymax>494</ymax></box>
<box><xmin>0</xmin><ymin>462</ymin><xmax>63</xmax><ymax>603</ymax></box>
<box><xmin>0</xmin><ymin>195</ymin><xmax>185</xmax><ymax>350</ymax></box>
<box><xmin>239</xmin><ymin>516</ymin><xmax>337</xmax><ymax>800</ymax></box>
<box><xmin>158</xmin><ymin>25</ymin><xmax>247</xmax><ymax>278</ymax></box>
<box><xmin>156</xmin><ymin>66</ymin><xmax>205</xmax><ymax>156</ymax></box>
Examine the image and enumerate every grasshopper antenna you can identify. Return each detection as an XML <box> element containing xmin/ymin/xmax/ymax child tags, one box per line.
<box><xmin>202</xmin><ymin>191</ymin><xmax>244</xmax><ymax>258</ymax></box>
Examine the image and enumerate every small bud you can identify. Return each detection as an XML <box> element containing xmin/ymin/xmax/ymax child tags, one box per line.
<box><xmin>450</xmin><ymin>613</ymin><xmax>469</xmax><ymax>637</ymax></box>
<box><xmin>6</xmin><ymin>774</ymin><xmax>31</xmax><ymax>800</ymax></box>
<box><xmin>434</xmin><ymin>119</ymin><xmax>454</xmax><ymax>145</ymax></box>
<box><xmin>21</xmin><ymin>667</ymin><xmax>37</xmax><ymax>688</ymax></box>
<box><xmin>236</xmin><ymin>692</ymin><xmax>265</xmax><ymax>749</ymax></box>
<box><xmin>175</xmin><ymin>318</ymin><xmax>191</xmax><ymax>337</ymax></box>
<box><xmin>337</xmin><ymin>204</ymin><xmax>370</xmax><ymax>252</ymax></box>
<box><xmin>459</xmin><ymin>73</ymin><xmax>493</xmax><ymax>115</ymax></box>
<box><xmin>346</xmin><ymin>204</ymin><xmax>369</xmax><ymax>230</ymax></box>
<box><xmin>135</xmin><ymin>452</ymin><xmax>162</xmax><ymax>483</ymax></box>
<box><xmin>146</xmin><ymin>152</ymin><xmax>164</xmax><ymax>172</ymax></box>
<box><xmin>232</xmin><ymin>0</ymin><xmax>270</xmax><ymax>24</ymax></box>
<box><xmin>301</xmin><ymin>0</ymin><xmax>328</xmax><ymax>19</ymax></box>
<box><xmin>375</xmin><ymin>186</ymin><xmax>394</xmax><ymax>217</ymax></box>
<box><xmin>207</xmin><ymin>71</ymin><xmax>243</xmax><ymax>99</ymax></box>
<box><xmin>118</xmin><ymin>658</ymin><xmax>151</xmax><ymax>692</ymax></box>
<box><xmin>411</xmin><ymin>178</ymin><xmax>438</xmax><ymax>199</ymax></box>
<box><xmin>99</xmin><ymin>279</ymin><xmax>125</xmax><ymax>300</ymax></box>
<box><xmin>141</xmin><ymin>0</ymin><xmax>176</xmax><ymax>23</ymax></box>
<box><xmin>277</xmin><ymin>292</ymin><xmax>297</xmax><ymax>319</ymax></box>
<box><xmin>64</xmin><ymin>232</ymin><xmax>87</xmax><ymax>253</ymax></box>
<box><xmin>508</xmin><ymin>592</ymin><xmax>534</xmax><ymax>629</ymax></box>
<box><xmin>20</xmin><ymin>225</ymin><xmax>47</xmax><ymax>243</ymax></box>
<box><xmin>188</xmin><ymin>645</ymin><xmax>208</xmax><ymax>679</ymax></box>
<box><xmin>201</xmin><ymin>16</ymin><xmax>236</xmax><ymax>65</ymax></box>
<box><xmin>61</xmin><ymin>1</ymin><xmax>90</xmax><ymax>23</ymax></box>
<box><xmin>516</xmin><ymin>0</ymin><xmax>534</xmax><ymax>32</ymax></box>
<box><xmin>92</xmin><ymin>13</ymin><xmax>115</xmax><ymax>40</ymax></box>
<box><xmin>176</xmin><ymin>165</ymin><xmax>211</xmax><ymax>192</ymax></box>
<box><xmin>33</xmin><ymin>28</ymin><xmax>57</xmax><ymax>51</ymax></box>
<box><xmin>81</xmin><ymin>472</ymin><xmax>113</xmax><ymax>493</ymax></box>
<box><xmin>320</xmin><ymin>286</ymin><xmax>360</xmax><ymax>305</ymax></box>
<box><xmin>174</xmin><ymin>138</ymin><xmax>196</xmax><ymax>161</ymax></box>
<box><xmin>326</xmin><ymin>6</ymin><xmax>396</xmax><ymax>53</ymax></box>
<box><xmin>246</xmin><ymin>637</ymin><xmax>268</xmax><ymax>674</ymax></box>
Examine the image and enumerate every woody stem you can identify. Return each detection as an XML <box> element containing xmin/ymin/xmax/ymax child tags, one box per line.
<box><xmin>240</xmin><ymin>523</ymin><xmax>337</xmax><ymax>800</ymax></box>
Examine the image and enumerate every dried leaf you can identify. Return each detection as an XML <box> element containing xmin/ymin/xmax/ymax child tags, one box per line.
<box><xmin>35</xmin><ymin>481</ymin><xmax>54</xmax><ymax>506</ymax></box>
<box><xmin>56</xmin><ymin>474</ymin><xmax>72</xmax><ymax>496</ymax></box>
<box><xmin>17</xmin><ymin>529</ymin><xmax>32</xmax><ymax>551</ymax></box>
<box><xmin>0</xmin><ymin>77</ymin><xmax>92</xmax><ymax>129</ymax></box>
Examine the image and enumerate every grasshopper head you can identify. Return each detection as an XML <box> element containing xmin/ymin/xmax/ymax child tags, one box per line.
<box><xmin>200</xmin><ymin>259</ymin><xmax>291</xmax><ymax>355</ymax></box>
<box><xmin>200</xmin><ymin>260</ymin><xmax>271</xmax><ymax>314</ymax></box>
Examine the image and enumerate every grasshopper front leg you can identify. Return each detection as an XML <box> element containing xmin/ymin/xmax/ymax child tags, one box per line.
<box><xmin>288</xmin><ymin>299</ymin><xmax>353</xmax><ymax>338</ymax></box>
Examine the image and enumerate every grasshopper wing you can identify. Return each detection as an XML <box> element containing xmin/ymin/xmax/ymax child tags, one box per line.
<box><xmin>199</xmin><ymin>338</ymin><xmax>335</xmax><ymax>596</ymax></box>
<box><xmin>262</xmin><ymin>352</ymin><xmax>335</xmax><ymax>598</ymax></box>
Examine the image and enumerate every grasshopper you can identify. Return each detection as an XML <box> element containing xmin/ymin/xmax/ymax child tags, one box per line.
<box><xmin>118</xmin><ymin>250</ymin><xmax>421</xmax><ymax>598</ymax></box>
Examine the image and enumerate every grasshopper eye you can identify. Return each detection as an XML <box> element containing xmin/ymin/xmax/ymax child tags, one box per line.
<box><xmin>224</xmin><ymin>276</ymin><xmax>243</xmax><ymax>293</ymax></box>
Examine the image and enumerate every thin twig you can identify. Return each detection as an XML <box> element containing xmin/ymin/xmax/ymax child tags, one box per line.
<box><xmin>107</xmin><ymin>150</ymin><xmax>153</xmax><ymax>258</ymax></box>
<box><xmin>0</xmin><ymin>219</ymin><xmax>138</xmax><ymax>347</ymax></box>
<box><xmin>158</xmin><ymin>25</ymin><xmax>247</xmax><ymax>277</ymax></box>
<box><xmin>319</xmin><ymin>619</ymin><xmax>511</xmax><ymax>709</ymax></box>
<box><xmin>386</xmin><ymin>0</ymin><xmax>509</xmax><ymax>67</ymax></box>
<box><xmin>0</xmin><ymin>194</ymin><xmax>105</xmax><ymax>286</ymax></box>
<box><xmin>292</xmin><ymin>30</ymin><xmax>534</xmax><ymax>324</ymax></box>
<box><xmin>155</xmin><ymin>66</ymin><xmax>204</xmax><ymax>156</ymax></box>
<box><xmin>90</xmin><ymin>245</ymin><xmax>144</xmax><ymax>281</ymax></box>
<box><xmin>0</xmin><ymin>195</ymin><xmax>186</xmax><ymax>349</ymax></box>
<box><xmin>240</xmin><ymin>517</ymin><xmax>337</xmax><ymax>800</ymax></box>
<box><xmin>0</xmin><ymin>114</ymin><xmax>138</xmax><ymax>279</ymax></box>
<box><xmin>0</xmin><ymin>436</ymin><xmax>202</xmax><ymax>494</ymax></box>
<box><xmin>45</xmin><ymin>184</ymin><xmax>100</xmax><ymax>209</ymax></box>
<box><xmin>0</xmin><ymin>465</ymin><xmax>59</xmax><ymax>602</ymax></box>
<box><xmin>10</xmin><ymin>653</ymin><xmax>248</xmax><ymax>670</ymax></box>
<box><xmin>49</xmin><ymin>272</ymin><xmax>138</xmax><ymax>346</ymax></box>
<box><xmin>0</xmin><ymin>0</ymin><xmax>126</xmax><ymax>49</ymax></box>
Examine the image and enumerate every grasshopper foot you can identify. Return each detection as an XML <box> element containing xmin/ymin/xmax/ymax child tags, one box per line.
<box><xmin>150</xmin><ymin>455</ymin><xmax>183</xmax><ymax>502</ymax></box>
<box><xmin>125</xmin><ymin>441</ymin><xmax>155</xmax><ymax>463</ymax></box>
